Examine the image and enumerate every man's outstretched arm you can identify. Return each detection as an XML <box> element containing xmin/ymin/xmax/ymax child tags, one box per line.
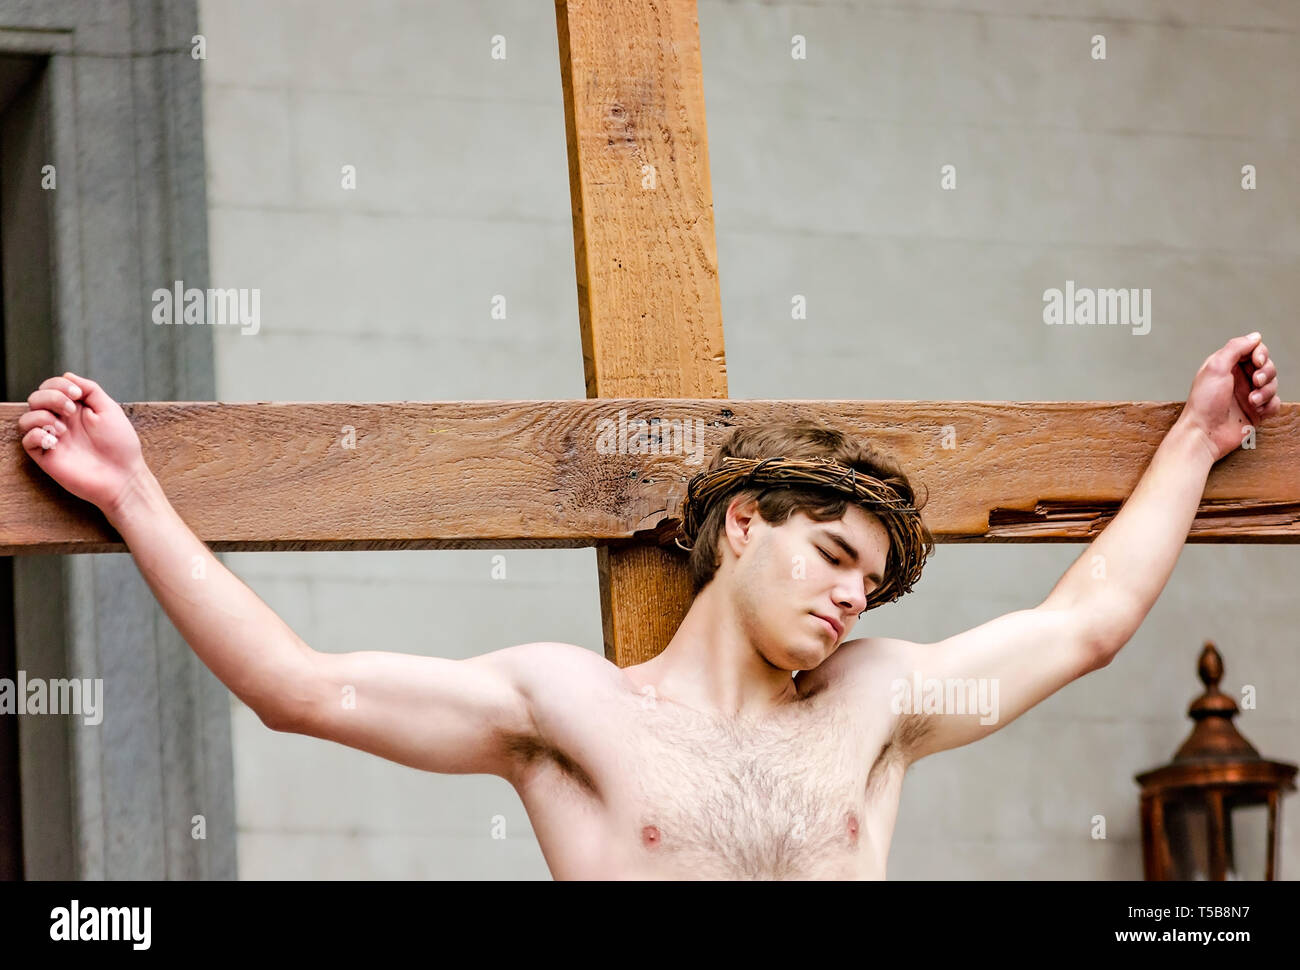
<box><xmin>1046</xmin><ymin>331</ymin><xmax>1279</xmax><ymax>655</ymax></box>
<box><xmin>888</xmin><ymin>332</ymin><xmax>1280</xmax><ymax>763</ymax></box>
<box><xmin>1035</xmin><ymin>406</ymin><xmax>1217</xmax><ymax>656</ymax></box>
<box><xmin>15</xmin><ymin>372</ymin><xmax>560</xmax><ymax>784</ymax></box>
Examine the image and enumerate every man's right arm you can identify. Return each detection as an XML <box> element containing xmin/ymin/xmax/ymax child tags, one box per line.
<box><xmin>106</xmin><ymin>466</ymin><xmax>322</xmax><ymax>733</ymax></box>
<box><xmin>105</xmin><ymin>466</ymin><xmax>556</xmax><ymax>783</ymax></box>
<box><xmin>19</xmin><ymin>372</ymin><xmax>562</xmax><ymax>786</ymax></box>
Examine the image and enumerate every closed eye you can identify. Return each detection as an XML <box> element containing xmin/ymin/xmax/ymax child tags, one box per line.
<box><xmin>821</xmin><ymin>546</ymin><xmax>876</xmax><ymax>616</ymax></box>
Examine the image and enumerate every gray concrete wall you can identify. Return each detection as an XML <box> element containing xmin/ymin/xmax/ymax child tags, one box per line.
<box><xmin>197</xmin><ymin>0</ymin><xmax>1299</xmax><ymax>879</ymax></box>
<box><xmin>2</xmin><ymin>0</ymin><xmax>230</xmax><ymax>879</ymax></box>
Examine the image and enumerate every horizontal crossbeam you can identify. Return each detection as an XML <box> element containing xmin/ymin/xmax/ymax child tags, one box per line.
<box><xmin>2</xmin><ymin>399</ymin><xmax>1296</xmax><ymax>554</ymax></box>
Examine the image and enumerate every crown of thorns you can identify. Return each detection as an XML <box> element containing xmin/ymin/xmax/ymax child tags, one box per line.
<box><xmin>673</xmin><ymin>455</ymin><xmax>931</xmax><ymax>610</ymax></box>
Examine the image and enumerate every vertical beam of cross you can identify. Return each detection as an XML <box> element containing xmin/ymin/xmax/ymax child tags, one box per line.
<box><xmin>556</xmin><ymin>0</ymin><xmax>726</xmax><ymax>666</ymax></box>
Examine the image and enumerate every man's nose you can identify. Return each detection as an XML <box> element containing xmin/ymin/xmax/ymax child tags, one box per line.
<box><xmin>835</xmin><ymin>585</ymin><xmax>866</xmax><ymax>615</ymax></box>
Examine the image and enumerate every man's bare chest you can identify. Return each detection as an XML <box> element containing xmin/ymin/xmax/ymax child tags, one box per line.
<box><xmin>518</xmin><ymin>685</ymin><xmax>903</xmax><ymax>879</ymax></box>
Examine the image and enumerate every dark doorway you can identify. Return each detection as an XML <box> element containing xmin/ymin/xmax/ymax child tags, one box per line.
<box><xmin>0</xmin><ymin>553</ymin><xmax>17</xmax><ymax>880</ymax></box>
<box><xmin>0</xmin><ymin>52</ymin><xmax>48</xmax><ymax>881</ymax></box>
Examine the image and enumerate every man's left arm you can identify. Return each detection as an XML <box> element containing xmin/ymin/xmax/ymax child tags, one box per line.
<box><xmin>1047</xmin><ymin>331</ymin><xmax>1279</xmax><ymax>658</ymax></box>
<box><xmin>1037</xmin><ymin>409</ymin><xmax>1216</xmax><ymax>657</ymax></box>
<box><xmin>892</xmin><ymin>332</ymin><xmax>1280</xmax><ymax>763</ymax></box>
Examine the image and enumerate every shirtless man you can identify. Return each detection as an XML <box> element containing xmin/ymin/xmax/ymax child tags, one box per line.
<box><xmin>14</xmin><ymin>333</ymin><xmax>1281</xmax><ymax>879</ymax></box>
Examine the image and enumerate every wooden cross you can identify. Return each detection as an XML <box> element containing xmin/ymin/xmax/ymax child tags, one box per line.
<box><xmin>2</xmin><ymin>0</ymin><xmax>1297</xmax><ymax>680</ymax></box>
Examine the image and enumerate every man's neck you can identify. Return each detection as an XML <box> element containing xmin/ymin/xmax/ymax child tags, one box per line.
<box><xmin>633</xmin><ymin>582</ymin><xmax>802</xmax><ymax>719</ymax></box>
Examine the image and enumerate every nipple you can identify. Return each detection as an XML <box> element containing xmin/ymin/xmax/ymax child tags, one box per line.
<box><xmin>641</xmin><ymin>824</ymin><xmax>662</xmax><ymax>847</ymax></box>
<box><xmin>846</xmin><ymin>811</ymin><xmax>860</xmax><ymax>843</ymax></box>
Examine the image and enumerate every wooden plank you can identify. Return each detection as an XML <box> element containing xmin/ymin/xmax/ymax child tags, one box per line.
<box><xmin>3</xmin><ymin>399</ymin><xmax>1297</xmax><ymax>554</ymax></box>
<box><xmin>556</xmin><ymin>0</ymin><xmax>728</xmax><ymax>666</ymax></box>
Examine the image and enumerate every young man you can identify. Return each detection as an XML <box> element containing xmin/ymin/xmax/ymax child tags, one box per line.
<box><xmin>15</xmin><ymin>333</ymin><xmax>1281</xmax><ymax>879</ymax></box>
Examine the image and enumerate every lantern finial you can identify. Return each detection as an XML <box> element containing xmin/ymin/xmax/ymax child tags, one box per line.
<box><xmin>1174</xmin><ymin>641</ymin><xmax>1259</xmax><ymax>762</ymax></box>
<box><xmin>1198</xmin><ymin>640</ymin><xmax>1223</xmax><ymax>689</ymax></box>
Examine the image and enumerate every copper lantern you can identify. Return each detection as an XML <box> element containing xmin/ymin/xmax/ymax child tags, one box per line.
<box><xmin>1135</xmin><ymin>641</ymin><xmax>1296</xmax><ymax>880</ymax></box>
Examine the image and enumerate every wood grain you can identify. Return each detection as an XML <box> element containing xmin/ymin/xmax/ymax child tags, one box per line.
<box><xmin>3</xmin><ymin>399</ymin><xmax>1296</xmax><ymax>555</ymax></box>
<box><xmin>557</xmin><ymin>0</ymin><xmax>728</xmax><ymax>665</ymax></box>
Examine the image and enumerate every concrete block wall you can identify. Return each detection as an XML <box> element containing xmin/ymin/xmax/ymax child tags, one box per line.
<box><xmin>196</xmin><ymin>0</ymin><xmax>1299</xmax><ymax>879</ymax></box>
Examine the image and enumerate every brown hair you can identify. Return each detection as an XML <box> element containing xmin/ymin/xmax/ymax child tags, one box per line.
<box><xmin>677</xmin><ymin>420</ymin><xmax>935</xmax><ymax>608</ymax></box>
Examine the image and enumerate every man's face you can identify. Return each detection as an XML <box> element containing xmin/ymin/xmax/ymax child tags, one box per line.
<box><xmin>720</xmin><ymin>498</ymin><xmax>891</xmax><ymax>673</ymax></box>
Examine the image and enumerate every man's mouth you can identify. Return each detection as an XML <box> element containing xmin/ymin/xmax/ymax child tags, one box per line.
<box><xmin>811</xmin><ymin>613</ymin><xmax>842</xmax><ymax>639</ymax></box>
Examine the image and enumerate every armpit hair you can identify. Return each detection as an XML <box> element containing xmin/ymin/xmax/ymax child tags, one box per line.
<box><xmin>502</xmin><ymin>729</ymin><xmax>600</xmax><ymax>797</ymax></box>
<box><xmin>890</xmin><ymin>710</ymin><xmax>933</xmax><ymax>764</ymax></box>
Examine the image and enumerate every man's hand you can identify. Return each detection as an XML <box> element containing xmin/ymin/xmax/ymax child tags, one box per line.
<box><xmin>16</xmin><ymin>372</ymin><xmax>148</xmax><ymax>513</ymax></box>
<box><xmin>1178</xmin><ymin>332</ymin><xmax>1281</xmax><ymax>464</ymax></box>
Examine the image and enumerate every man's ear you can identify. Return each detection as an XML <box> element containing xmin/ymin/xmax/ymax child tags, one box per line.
<box><xmin>723</xmin><ymin>495</ymin><xmax>762</xmax><ymax>558</ymax></box>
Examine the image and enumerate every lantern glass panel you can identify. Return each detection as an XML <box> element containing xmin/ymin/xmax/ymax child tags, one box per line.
<box><xmin>1164</xmin><ymin>800</ymin><xmax>1209</xmax><ymax>880</ymax></box>
<box><xmin>1225</xmin><ymin>799</ymin><xmax>1270</xmax><ymax>881</ymax></box>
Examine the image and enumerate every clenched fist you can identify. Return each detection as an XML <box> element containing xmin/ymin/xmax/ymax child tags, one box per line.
<box><xmin>1177</xmin><ymin>333</ymin><xmax>1281</xmax><ymax>464</ymax></box>
<box><xmin>17</xmin><ymin>372</ymin><xmax>148</xmax><ymax>515</ymax></box>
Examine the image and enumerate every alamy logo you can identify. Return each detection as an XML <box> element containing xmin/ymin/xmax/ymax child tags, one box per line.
<box><xmin>0</xmin><ymin>670</ymin><xmax>103</xmax><ymax>726</ymax></box>
<box><xmin>50</xmin><ymin>900</ymin><xmax>150</xmax><ymax>950</ymax></box>
<box><xmin>890</xmin><ymin>672</ymin><xmax>1000</xmax><ymax>726</ymax></box>
<box><xmin>595</xmin><ymin>409</ymin><xmax>707</xmax><ymax>465</ymax></box>
<box><xmin>152</xmin><ymin>280</ymin><xmax>261</xmax><ymax>335</ymax></box>
<box><xmin>1043</xmin><ymin>280</ymin><xmax>1150</xmax><ymax>335</ymax></box>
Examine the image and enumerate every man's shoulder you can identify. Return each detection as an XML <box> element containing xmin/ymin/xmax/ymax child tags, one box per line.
<box><xmin>824</xmin><ymin>634</ymin><xmax>919</xmax><ymax>680</ymax></box>
<box><xmin>500</xmin><ymin>641</ymin><xmax>628</xmax><ymax>701</ymax></box>
<box><xmin>496</xmin><ymin>642</ymin><xmax>635</xmax><ymax>788</ymax></box>
<box><xmin>815</xmin><ymin>636</ymin><xmax>932</xmax><ymax>765</ymax></box>
<box><xmin>501</xmin><ymin>640</ymin><xmax>615</xmax><ymax>674</ymax></box>
<box><xmin>802</xmin><ymin>634</ymin><xmax>922</xmax><ymax>706</ymax></box>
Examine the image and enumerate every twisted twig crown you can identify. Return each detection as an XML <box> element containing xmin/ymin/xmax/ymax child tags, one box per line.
<box><xmin>674</xmin><ymin>455</ymin><xmax>931</xmax><ymax>609</ymax></box>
